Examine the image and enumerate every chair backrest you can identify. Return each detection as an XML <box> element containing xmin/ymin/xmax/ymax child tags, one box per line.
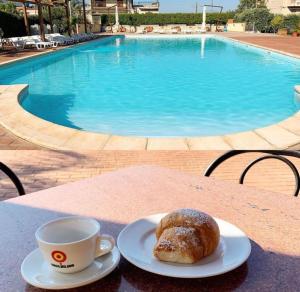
<box><xmin>204</xmin><ymin>150</ymin><xmax>300</xmax><ymax>197</ymax></box>
<box><xmin>0</xmin><ymin>162</ymin><xmax>25</xmax><ymax>196</ymax></box>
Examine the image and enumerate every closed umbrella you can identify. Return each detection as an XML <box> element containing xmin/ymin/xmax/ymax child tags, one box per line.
<box><xmin>201</xmin><ymin>6</ymin><xmax>206</xmax><ymax>33</ymax></box>
<box><xmin>115</xmin><ymin>5</ymin><xmax>120</xmax><ymax>29</ymax></box>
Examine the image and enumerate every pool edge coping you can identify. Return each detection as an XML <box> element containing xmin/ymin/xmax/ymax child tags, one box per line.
<box><xmin>1</xmin><ymin>84</ymin><xmax>300</xmax><ymax>150</ymax></box>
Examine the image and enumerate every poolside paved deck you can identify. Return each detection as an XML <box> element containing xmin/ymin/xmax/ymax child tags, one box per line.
<box><xmin>1</xmin><ymin>150</ymin><xmax>298</xmax><ymax>200</ymax></box>
<box><xmin>0</xmin><ymin>48</ymin><xmax>54</xmax><ymax>65</ymax></box>
<box><xmin>0</xmin><ymin>125</ymin><xmax>40</xmax><ymax>149</ymax></box>
<box><xmin>225</xmin><ymin>33</ymin><xmax>300</xmax><ymax>58</ymax></box>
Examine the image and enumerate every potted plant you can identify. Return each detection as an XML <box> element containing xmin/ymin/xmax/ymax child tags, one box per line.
<box><xmin>292</xmin><ymin>30</ymin><xmax>298</xmax><ymax>37</ymax></box>
<box><xmin>277</xmin><ymin>28</ymin><xmax>288</xmax><ymax>35</ymax></box>
<box><xmin>271</xmin><ymin>15</ymin><xmax>284</xmax><ymax>34</ymax></box>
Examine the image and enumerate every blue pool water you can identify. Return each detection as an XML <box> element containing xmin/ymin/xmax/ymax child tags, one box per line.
<box><xmin>1</xmin><ymin>35</ymin><xmax>300</xmax><ymax>137</ymax></box>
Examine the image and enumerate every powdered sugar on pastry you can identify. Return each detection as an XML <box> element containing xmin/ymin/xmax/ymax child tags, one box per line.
<box><xmin>153</xmin><ymin>209</ymin><xmax>220</xmax><ymax>264</ymax></box>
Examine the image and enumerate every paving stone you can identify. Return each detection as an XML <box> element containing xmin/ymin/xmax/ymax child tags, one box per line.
<box><xmin>255</xmin><ymin>125</ymin><xmax>300</xmax><ymax>149</ymax></box>
<box><xmin>147</xmin><ymin>138</ymin><xmax>188</xmax><ymax>150</ymax></box>
<box><xmin>0</xmin><ymin>151</ymin><xmax>298</xmax><ymax>201</ymax></box>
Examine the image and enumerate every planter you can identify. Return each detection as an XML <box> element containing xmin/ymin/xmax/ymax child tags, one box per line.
<box><xmin>277</xmin><ymin>28</ymin><xmax>288</xmax><ymax>36</ymax></box>
<box><xmin>292</xmin><ymin>31</ymin><xmax>299</xmax><ymax>37</ymax></box>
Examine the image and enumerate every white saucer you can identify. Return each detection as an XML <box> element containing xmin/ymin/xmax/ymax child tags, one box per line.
<box><xmin>21</xmin><ymin>247</ymin><xmax>120</xmax><ymax>290</ymax></box>
<box><xmin>117</xmin><ymin>214</ymin><xmax>251</xmax><ymax>278</ymax></box>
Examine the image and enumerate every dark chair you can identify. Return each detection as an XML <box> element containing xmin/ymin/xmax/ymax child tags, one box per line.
<box><xmin>0</xmin><ymin>162</ymin><xmax>25</xmax><ymax>196</ymax></box>
<box><xmin>204</xmin><ymin>150</ymin><xmax>300</xmax><ymax>197</ymax></box>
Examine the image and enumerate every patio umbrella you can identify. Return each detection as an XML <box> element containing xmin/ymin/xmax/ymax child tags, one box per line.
<box><xmin>115</xmin><ymin>5</ymin><xmax>120</xmax><ymax>29</ymax></box>
<box><xmin>201</xmin><ymin>6</ymin><xmax>206</xmax><ymax>33</ymax></box>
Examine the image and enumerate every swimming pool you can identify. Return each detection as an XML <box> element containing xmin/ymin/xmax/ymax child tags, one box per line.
<box><xmin>1</xmin><ymin>35</ymin><xmax>300</xmax><ymax>137</ymax></box>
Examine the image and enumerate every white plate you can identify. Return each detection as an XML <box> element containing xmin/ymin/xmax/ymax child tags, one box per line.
<box><xmin>117</xmin><ymin>214</ymin><xmax>251</xmax><ymax>278</ymax></box>
<box><xmin>21</xmin><ymin>247</ymin><xmax>120</xmax><ymax>290</ymax></box>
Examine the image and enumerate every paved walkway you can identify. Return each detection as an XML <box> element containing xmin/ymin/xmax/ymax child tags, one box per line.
<box><xmin>0</xmin><ymin>151</ymin><xmax>298</xmax><ymax>200</ymax></box>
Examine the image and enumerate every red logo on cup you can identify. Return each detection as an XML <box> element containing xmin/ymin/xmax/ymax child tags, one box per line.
<box><xmin>51</xmin><ymin>250</ymin><xmax>67</xmax><ymax>263</ymax></box>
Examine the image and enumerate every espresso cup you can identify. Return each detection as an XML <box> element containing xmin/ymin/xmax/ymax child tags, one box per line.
<box><xmin>35</xmin><ymin>216</ymin><xmax>115</xmax><ymax>274</ymax></box>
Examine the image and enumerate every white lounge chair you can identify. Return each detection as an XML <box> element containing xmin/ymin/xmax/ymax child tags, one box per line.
<box><xmin>46</xmin><ymin>34</ymin><xmax>71</xmax><ymax>46</ymax></box>
<box><xmin>8</xmin><ymin>37</ymin><xmax>25</xmax><ymax>50</ymax></box>
<box><xmin>182</xmin><ymin>26</ymin><xmax>193</xmax><ymax>34</ymax></box>
<box><xmin>22</xmin><ymin>36</ymin><xmax>52</xmax><ymax>50</ymax></box>
<box><xmin>136</xmin><ymin>26</ymin><xmax>146</xmax><ymax>34</ymax></box>
<box><xmin>166</xmin><ymin>27</ymin><xmax>179</xmax><ymax>34</ymax></box>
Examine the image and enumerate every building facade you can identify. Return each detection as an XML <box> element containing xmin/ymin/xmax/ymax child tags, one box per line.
<box><xmin>266</xmin><ymin>0</ymin><xmax>300</xmax><ymax>15</ymax></box>
<box><xmin>133</xmin><ymin>1</ymin><xmax>159</xmax><ymax>14</ymax></box>
<box><xmin>91</xmin><ymin>0</ymin><xmax>158</xmax><ymax>15</ymax></box>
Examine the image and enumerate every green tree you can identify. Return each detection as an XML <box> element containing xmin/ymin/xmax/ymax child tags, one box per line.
<box><xmin>44</xmin><ymin>6</ymin><xmax>68</xmax><ymax>34</ymax></box>
<box><xmin>237</xmin><ymin>0</ymin><xmax>266</xmax><ymax>13</ymax></box>
<box><xmin>0</xmin><ymin>1</ymin><xmax>18</xmax><ymax>15</ymax></box>
<box><xmin>236</xmin><ymin>7</ymin><xmax>273</xmax><ymax>32</ymax></box>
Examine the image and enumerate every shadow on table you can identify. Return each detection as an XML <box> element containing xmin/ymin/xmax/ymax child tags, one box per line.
<box><xmin>1</xmin><ymin>202</ymin><xmax>298</xmax><ymax>291</ymax></box>
<box><xmin>120</xmin><ymin>239</ymin><xmax>300</xmax><ymax>291</ymax></box>
<box><xmin>120</xmin><ymin>255</ymin><xmax>248</xmax><ymax>292</ymax></box>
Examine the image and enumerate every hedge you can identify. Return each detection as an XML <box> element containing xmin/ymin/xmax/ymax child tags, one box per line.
<box><xmin>0</xmin><ymin>11</ymin><xmax>46</xmax><ymax>38</ymax></box>
<box><xmin>101</xmin><ymin>12</ymin><xmax>235</xmax><ymax>26</ymax></box>
<box><xmin>0</xmin><ymin>11</ymin><xmax>26</xmax><ymax>37</ymax></box>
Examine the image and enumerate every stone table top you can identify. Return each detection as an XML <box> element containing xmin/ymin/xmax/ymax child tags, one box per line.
<box><xmin>0</xmin><ymin>165</ymin><xmax>299</xmax><ymax>291</ymax></box>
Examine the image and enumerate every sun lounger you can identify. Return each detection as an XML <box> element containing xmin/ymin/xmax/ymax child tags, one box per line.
<box><xmin>8</xmin><ymin>37</ymin><xmax>25</xmax><ymax>50</ymax></box>
<box><xmin>182</xmin><ymin>27</ymin><xmax>193</xmax><ymax>34</ymax></box>
<box><xmin>21</xmin><ymin>36</ymin><xmax>53</xmax><ymax>50</ymax></box>
<box><xmin>46</xmin><ymin>34</ymin><xmax>69</xmax><ymax>46</ymax></box>
<box><xmin>136</xmin><ymin>26</ymin><xmax>146</xmax><ymax>34</ymax></box>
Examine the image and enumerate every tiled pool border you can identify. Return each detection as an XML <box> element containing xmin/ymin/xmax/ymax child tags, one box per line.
<box><xmin>1</xmin><ymin>34</ymin><xmax>300</xmax><ymax>150</ymax></box>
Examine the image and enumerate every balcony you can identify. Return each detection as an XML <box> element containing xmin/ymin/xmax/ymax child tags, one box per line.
<box><xmin>92</xmin><ymin>0</ymin><xmax>129</xmax><ymax>14</ymax></box>
<box><xmin>133</xmin><ymin>1</ymin><xmax>158</xmax><ymax>7</ymax></box>
<box><xmin>288</xmin><ymin>0</ymin><xmax>300</xmax><ymax>12</ymax></box>
<box><xmin>93</xmin><ymin>0</ymin><xmax>127</xmax><ymax>8</ymax></box>
<box><xmin>133</xmin><ymin>1</ymin><xmax>159</xmax><ymax>13</ymax></box>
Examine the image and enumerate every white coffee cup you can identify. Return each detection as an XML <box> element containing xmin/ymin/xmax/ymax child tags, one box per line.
<box><xmin>35</xmin><ymin>216</ymin><xmax>115</xmax><ymax>274</ymax></box>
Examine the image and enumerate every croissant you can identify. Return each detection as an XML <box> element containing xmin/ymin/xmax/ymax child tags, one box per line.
<box><xmin>153</xmin><ymin>209</ymin><xmax>220</xmax><ymax>264</ymax></box>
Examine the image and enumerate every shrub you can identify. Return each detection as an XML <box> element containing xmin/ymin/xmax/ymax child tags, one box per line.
<box><xmin>235</xmin><ymin>8</ymin><xmax>273</xmax><ymax>32</ymax></box>
<box><xmin>271</xmin><ymin>15</ymin><xmax>284</xmax><ymax>32</ymax></box>
<box><xmin>0</xmin><ymin>11</ymin><xmax>25</xmax><ymax>37</ymax></box>
<box><xmin>282</xmin><ymin>14</ymin><xmax>300</xmax><ymax>33</ymax></box>
<box><xmin>0</xmin><ymin>10</ymin><xmax>46</xmax><ymax>38</ymax></box>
